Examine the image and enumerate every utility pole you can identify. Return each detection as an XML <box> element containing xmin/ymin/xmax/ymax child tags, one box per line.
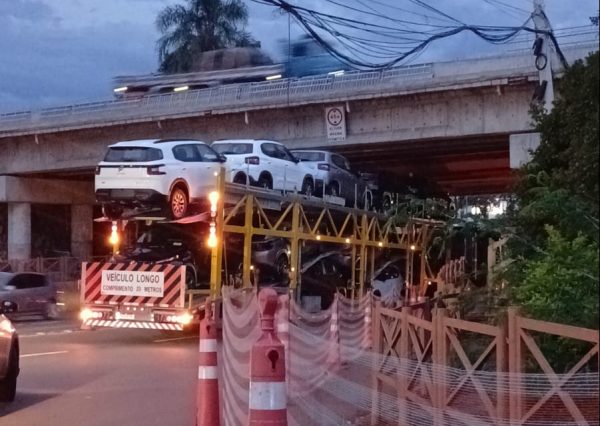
<box><xmin>532</xmin><ymin>0</ymin><xmax>555</xmax><ymax>112</ymax></box>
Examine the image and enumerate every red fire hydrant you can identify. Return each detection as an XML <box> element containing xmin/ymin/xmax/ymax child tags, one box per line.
<box><xmin>196</xmin><ymin>298</ymin><xmax>220</xmax><ymax>426</ymax></box>
<box><xmin>249</xmin><ymin>288</ymin><xmax>287</xmax><ymax>425</ymax></box>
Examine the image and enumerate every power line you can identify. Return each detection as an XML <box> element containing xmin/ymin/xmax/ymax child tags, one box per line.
<box><xmin>251</xmin><ymin>0</ymin><xmax>572</xmax><ymax>70</ymax></box>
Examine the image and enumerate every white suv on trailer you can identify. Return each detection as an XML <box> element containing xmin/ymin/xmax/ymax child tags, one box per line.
<box><xmin>211</xmin><ymin>139</ymin><xmax>316</xmax><ymax>195</ymax></box>
<box><xmin>95</xmin><ymin>139</ymin><xmax>225</xmax><ymax>219</ymax></box>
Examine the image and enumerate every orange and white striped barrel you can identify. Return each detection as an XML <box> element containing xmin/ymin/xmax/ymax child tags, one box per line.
<box><xmin>249</xmin><ymin>289</ymin><xmax>287</xmax><ymax>425</ymax></box>
<box><xmin>196</xmin><ymin>299</ymin><xmax>220</xmax><ymax>426</ymax></box>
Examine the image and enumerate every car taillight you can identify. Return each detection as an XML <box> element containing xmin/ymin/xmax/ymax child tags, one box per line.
<box><xmin>147</xmin><ymin>165</ymin><xmax>166</xmax><ymax>175</ymax></box>
<box><xmin>244</xmin><ymin>156</ymin><xmax>260</xmax><ymax>165</ymax></box>
<box><xmin>95</xmin><ymin>166</ymin><xmax>101</xmax><ymax>175</ymax></box>
<box><xmin>318</xmin><ymin>163</ymin><xmax>330</xmax><ymax>171</ymax></box>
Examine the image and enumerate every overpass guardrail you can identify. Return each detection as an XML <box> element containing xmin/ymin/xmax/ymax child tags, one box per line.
<box><xmin>0</xmin><ymin>42</ymin><xmax>596</xmax><ymax>136</ymax></box>
<box><xmin>0</xmin><ymin>63</ymin><xmax>433</xmax><ymax>135</ymax></box>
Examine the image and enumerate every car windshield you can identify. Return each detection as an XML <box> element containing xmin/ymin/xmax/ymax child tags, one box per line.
<box><xmin>292</xmin><ymin>151</ymin><xmax>325</xmax><ymax>162</ymax></box>
<box><xmin>104</xmin><ymin>147</ymin><xmax>163</xmax><ymax>162</ymax></box>
<box><xmin>211</xmin><ymin>143</ymin><xmax>253</xmax><ymax>155</ymax></box>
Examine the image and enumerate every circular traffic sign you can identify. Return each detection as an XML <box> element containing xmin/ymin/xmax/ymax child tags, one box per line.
<box><xmin>327</xmin><ymin>107</ymin><xmax>343</xmax><ymax>126</ymax></box>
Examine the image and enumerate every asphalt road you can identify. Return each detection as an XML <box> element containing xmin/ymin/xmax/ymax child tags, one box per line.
<box><xmin>0</xmin><ymin>317</ymin><xmax>200</xmax><ymax>426</ymax></box>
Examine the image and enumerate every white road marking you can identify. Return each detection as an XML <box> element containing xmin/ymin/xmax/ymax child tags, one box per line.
<box><xmin>21</xmin><ymin>350</ymin><xmax>69</xmax><ymax>358</ymax></box>
<box><xmin>153</xmin><ymin>336</ymin><xmax>196</xmax><ymax>343</ymax></box>
<box><xmin>20</xmin><ymin>329</ymin><xmax>80</xmax><ymax>338</ymax></box>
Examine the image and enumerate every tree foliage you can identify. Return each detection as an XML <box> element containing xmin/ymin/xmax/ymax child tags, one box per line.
<box><xmin>516</xmin><ymin>226</ymin><xmax>599</xmax><ymax>328</ymax></box>
<box><xmin>504</xmin><ymin>51</ymin><xmax>599</xmax><ymax>329</ymax></box>
<box><xmin>156</xmin><ymin>0</ymin><xmax>258</xmax><ymax>73</ymax></box>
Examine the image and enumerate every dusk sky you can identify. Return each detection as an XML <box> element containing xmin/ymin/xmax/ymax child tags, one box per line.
<box><xmin>0</xmin><ymin>0</ymin><xmax>597</xmax><ymax>113</ymax></box>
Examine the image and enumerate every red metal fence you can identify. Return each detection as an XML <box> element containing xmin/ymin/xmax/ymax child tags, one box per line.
<box><xmin>372</xmin><ymin>304</ymin><xmax>599</xmax><ymax>425</ymax></box>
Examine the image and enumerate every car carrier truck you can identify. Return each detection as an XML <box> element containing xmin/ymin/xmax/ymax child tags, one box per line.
<box><xmin>79</xmin><ymin>216</ymin><xmax>211</xmax><ymax>331</ymax></box>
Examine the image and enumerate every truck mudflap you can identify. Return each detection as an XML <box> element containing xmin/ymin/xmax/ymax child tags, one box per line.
<box><xmin>80</xmin><ymin>261</ymin><xmax>190</xmax><ymax>330</ymax></box>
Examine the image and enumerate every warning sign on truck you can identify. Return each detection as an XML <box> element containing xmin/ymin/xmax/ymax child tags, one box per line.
<box><xmin>101</xmin><ymin>270</ymin><xmax>165</xmax><ymax>298</ymax></box>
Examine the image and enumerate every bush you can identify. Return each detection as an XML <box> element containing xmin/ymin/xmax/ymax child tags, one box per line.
<box><xmin>516</xmin><ymin>226</ymin><xmax>599</xmax><ymax>329</ymax></box>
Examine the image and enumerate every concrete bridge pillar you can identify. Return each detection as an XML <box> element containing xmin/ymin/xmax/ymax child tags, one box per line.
<box><xmin>7</xmin><ymin>202</ymin><xmax>31</xmax><ymax>259</ymax></box>
<box><xmin>71</xmin><ymin>204</ymin><xmax>94</xmax><ymax>259</ymax></box>
<box><xmin>71</xmin><ymin>204</ymin><xmax>93</xmax><ymax>259</ymax></box>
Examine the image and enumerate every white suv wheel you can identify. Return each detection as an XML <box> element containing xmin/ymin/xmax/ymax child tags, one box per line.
<box><xmin>170</xmin><ymin>187</ymin><xmax>189</xmax><ymax>219</ymax></box>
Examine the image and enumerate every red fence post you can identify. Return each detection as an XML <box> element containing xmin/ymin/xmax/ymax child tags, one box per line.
<box><xmin>364</xmin><ymin>293</ymin><xmax>372</xmax><ymax>349</ymax></box>
<box><xmin>196</xmin><ymin>298</ymin><xmax>220</xmax><ymax>426</ymax></box>
<box><xmin>328</xmin><ymin>294</ymin><xmax>341</xmax><ymax>366</ymax></box>
<box><xmin>508</xmin><ymin>306</ymin><xmax>523</xmax><ymax>423</ymax></box>
<box><xmin>249</xmin><ymin>288</ymin><xmax>287</xmax><ymax>425</ymax></box>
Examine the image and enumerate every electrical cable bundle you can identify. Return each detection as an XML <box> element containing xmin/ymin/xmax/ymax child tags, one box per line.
<box><xmin>251</xmin><ymin>0</ymin><xmax>573</xmax><ymax>69</ymax></box>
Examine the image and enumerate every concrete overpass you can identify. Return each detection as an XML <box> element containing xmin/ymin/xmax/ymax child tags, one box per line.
<box><xmin>0</xmin><ymin>42</ymin><xmax>597</xmax><ymax>259</ymax></box>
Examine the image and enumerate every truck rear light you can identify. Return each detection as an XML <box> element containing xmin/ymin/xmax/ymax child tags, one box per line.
<box><xmin>147</xmin><ymin>165</ymin><xmax>166</xmax><ymax>175</ymax></box>
<box><xmin>162</xmin><ymin>313</ymin><xmax>193</xmax><ymax>325</ymax></box>
<box><xmin>244</xmin><ymin>156</ymin><xmax>260</xmax><ymax>165</ymax></box>
<box><xmin>80</xmin><ymin>308</ymin><xmax>93</xmax><ymax>321</ymax></box>
<box><xmin>176</xmin><ymin>312</ymin><xmax>193</xmax><ymax>325</ymax></box>
<box><xmin>318</xmin><ymin>163</ymin><xmax>330</xmax><ymax>171</ymax></box>
<box><xmin>95</xmin><ymin>166</ymin><xmax>102</xmax><ymax>175</ymax></box>
<box><xmin>80</xmin><ymin>308</ymin><xmax>104</xmax><ymax>321</ymax></box>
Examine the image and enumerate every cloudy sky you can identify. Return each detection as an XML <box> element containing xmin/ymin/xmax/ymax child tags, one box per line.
<box><xmin>0</xmin><ymin>0</ymin><xmax>597</xmax><ymax>113</ymax></box>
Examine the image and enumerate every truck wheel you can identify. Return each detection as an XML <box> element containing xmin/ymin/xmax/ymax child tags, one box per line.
<box><xmin>0</xmin><ymin>345</ymin><xmax>18</xmax><ymax>402</ymax></box>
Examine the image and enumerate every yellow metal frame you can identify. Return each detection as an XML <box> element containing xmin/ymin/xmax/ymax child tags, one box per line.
<box><xmin>209</xmin><ymin>169</ymin><xmax>435</xmax><ymax>298</ymax></box>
